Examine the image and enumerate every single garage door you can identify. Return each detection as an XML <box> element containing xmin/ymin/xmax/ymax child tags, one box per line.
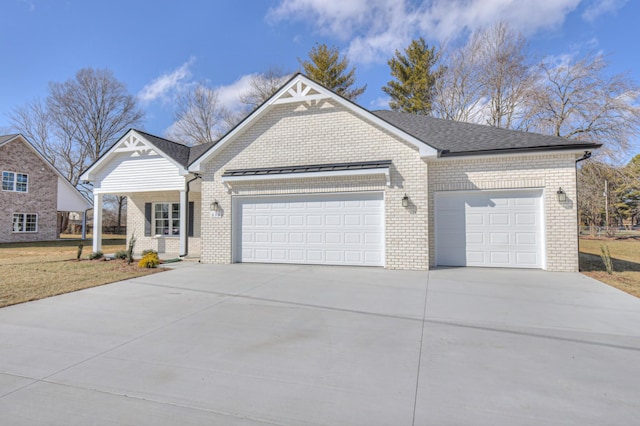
<box><xmin>435</xmin><ymin>189</ymin><xmax>544</xmax><ymax>268</ymax></box>
<box><xmin>235</xmin><ymin>192</ymin><xmax>384</xmax><ymax>266</ymax></box>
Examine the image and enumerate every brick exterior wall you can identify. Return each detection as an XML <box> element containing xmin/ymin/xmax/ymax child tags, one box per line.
<box><xmin>127</xmin><ymin>191</ymin><xmax>201</xmax><ymax>256</ymax></box>
<box><xmin>0</xmin><ymin>139</ymin><xmax>58</xmax><ymax>243</ymax></box>
<box><xmin>200</xmin><ymin>100</ymin><xmax>429</xmax><ymax>270</ymax></box>
<box><xmin>196</xmin><ymin>99</ymin><xmax>581</xmax><ymax>271</ymax></box>
<box><xmin>427</xmin><ymin>153</ymin><xmax>579</xmax><ymax>272</ymax></box>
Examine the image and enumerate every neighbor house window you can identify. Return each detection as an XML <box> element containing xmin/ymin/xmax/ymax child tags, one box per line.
<box><xmin>13</xmin><ymin>213</ymin><xmax>38</xmax><ymax>233</ymax></box>
<box><xmin>2</xmin><ymin>171</ymin><xmax>28</xmax><ymax>192</ymax></box>
<box><xmin>154</xmin><ymin>203</ymin><xmax>180</xmax><ymax>236</ymax></box>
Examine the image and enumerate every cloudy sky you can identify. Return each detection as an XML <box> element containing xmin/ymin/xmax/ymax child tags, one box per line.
<box><xmin>0</xmin><ymin>0</ymin><xmax>636</xmax><ymax>141</ymax></box>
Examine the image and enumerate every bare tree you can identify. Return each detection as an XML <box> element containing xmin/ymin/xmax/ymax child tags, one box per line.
<box><xmin>8</xmin><ymin>99</ymin><xmax>54</xmax><ymax>164</ymax></box>
<box><xmin>528</xmin><ymin>52</ymin><xmax>640</xmax><ymax>161</ymax></box>
<box><xmin>433</xmin><ymin>22</ymin><xmax>537</xmax><ymax>129</ymax></box>
<box><xmin>47</xmin><ymin>68</ymin><xmax>144</xmax><ymax>162</ymax></box>
<box><xmin>9</xmin><ymin>68</ymin><xmax>143</xmax><ymax>234</ymax></box>
<box><xmin>433</xmin><ymin>41</ymin><xmax>486</xmax><ymax>122</ymax></box>
<box><xmin>168</xmin><ymin>84</ymin><xmax>233</xmax><ymax>146</ymax></box>
<box><xmin>239</xmin><ymin>67</ymin><xmax>291</xmax><ymax>110</ymax></box>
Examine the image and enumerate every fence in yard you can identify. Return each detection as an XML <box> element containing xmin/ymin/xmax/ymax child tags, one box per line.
<box><xmin>579</xmin><ymin>226</ymin><xmax>640</xmax><ymax>238</ymax></box>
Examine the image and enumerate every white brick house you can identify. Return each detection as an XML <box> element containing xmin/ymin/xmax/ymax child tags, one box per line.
<box><xmin>81</xmin><ymin>74</ymin><xmax>600</xmax><ymax>271</ymax></box>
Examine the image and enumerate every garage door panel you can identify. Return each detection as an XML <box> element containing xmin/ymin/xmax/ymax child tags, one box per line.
<box><xmin>516</xmin><ymin>252</ymin><xmax>538</xmax><ymax>265</ymax></box>
<box><xmin>436</xmin><ymin>190</ymin><xmax>543</xmax><ymax>268</ymax></box>
<box><xmin>489</xmin><ymin>213</ymin><xmax>509</xmax><ymax>225</ymax></box>
<box><xmin>307</xmin><ymin>215</ymin><xmax>322</xmax><ymax>226</ymax></box>
<box><xmin>237</xmin><ymin>193</ymin><xmax>384</xmax><ymax>266</ymax></box>
<box><xmin>466</xmin><ymin>213</ymin><xmax>484</xmax><ymax>225</ymax></box>
<box><xmin>489</xmin><ymin>232</ymin><xmax>509</xmax><ymax>244</ymax></box>
<box><xmin>467</xmin><ymin>251</ymin><xmax>485</xmax><ymax>263</ymax></box>
<box><xmin>490</xmin><ymin>252</ymin><xmax>510</xmax><ymax>264</ymax></box>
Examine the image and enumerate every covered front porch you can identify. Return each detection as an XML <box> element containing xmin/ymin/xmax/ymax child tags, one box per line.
<box><xmin>92</xmin><ymin>189</ymin><xmax>202</xmax><ymax>258</ymax></box>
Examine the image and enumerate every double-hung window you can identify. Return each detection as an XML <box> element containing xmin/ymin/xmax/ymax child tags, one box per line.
<box><xmin>154</xmin><ymin>203</ymin><xmax>180</xmax><ymax>236</ymax></box>
<box><xmin>2</xmin><ymin>171</ymin><xmax>28</xmax><ymax>192</ymax></box>
<box><xmin>13</xmin><ymin>213</ymin><xmax>38</xmax><ymax>232</ymax></box>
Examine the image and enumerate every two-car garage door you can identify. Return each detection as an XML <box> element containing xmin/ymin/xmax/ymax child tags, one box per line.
<box><xmin>235</xmin><ymin>192</ymin><xmax>384</xmax><ymax>266</ymax></box>
<box><xmin>435</xmin><ymin>189</ymin><xmax>544</xmax><ymax>268</ymax></box>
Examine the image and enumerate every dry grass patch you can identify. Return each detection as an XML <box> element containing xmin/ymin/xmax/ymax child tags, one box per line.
<box><xmin>0</xmin><ymin>238</ymin><xmax>163</xmax><ymax>308</ymax></box>
<box><xmin>579</xmin><ymin>237</ymin><xmax>640</xmax><ymax>298</ymax></box>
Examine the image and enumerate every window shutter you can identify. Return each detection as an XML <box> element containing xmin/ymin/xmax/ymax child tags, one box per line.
<box><xmin>144</xmin><ymin>203</ymin><xmax>152</xmax><ymax>236</ymax></box>
<box><xmin>188</xmin><ymin>201</ymin><xmax>194</xmax><ymax>237</ymax></box>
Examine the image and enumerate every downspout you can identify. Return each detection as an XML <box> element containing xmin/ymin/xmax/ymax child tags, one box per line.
<box><xmin>575</xmin><ymin>151</ymin><xmax>592</xmax><ymax>269</ymax></box>
<box><xmin>183</xmin><ymin>173</ymin><xmax>202</xmax><ymax>257</ymax></box>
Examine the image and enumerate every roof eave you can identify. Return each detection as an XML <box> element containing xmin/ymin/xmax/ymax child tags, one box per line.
<box><xmin>437</xmin><ymin>143</ymin><xmax>602</xmax><ymax>159</ymax></box>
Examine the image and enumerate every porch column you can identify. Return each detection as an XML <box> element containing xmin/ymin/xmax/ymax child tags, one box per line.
<box><xmin>92</xmin><ymin>193</ymin><xmax>103</xmax><ymax>253</ymax></box>
<box><xmin>179</xmin><ymin>189</ymin><xmax>187</xmax><ymax>257</ymax></box>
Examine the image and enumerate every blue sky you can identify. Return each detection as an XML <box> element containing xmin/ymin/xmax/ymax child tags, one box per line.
<box><xmin>1</xmin><ymin>0</ymin><xmax>637</xmax><ymax>147</ymax></box>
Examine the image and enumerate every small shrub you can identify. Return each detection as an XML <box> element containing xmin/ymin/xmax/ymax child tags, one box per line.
<box><xmin>89</xmin><ymin>250</ymin><xmax>104</xmax><ymax>260</ymax></box>
<box><xmin>600</xmin><ymin>244</ymin><xmax>613</xmax><ymax>275</ymax></box>
<box><xmin>77</xmin><ymin>243</ymin><xmax>84</xmax><ymax>260</ymax></box>
<box><xmin>138</xmin><ymin>252</ymin><xmax>160</xmax><ymax>268</ymax></box>
<box><xmin>113</xmin><ymin>250</ymin><xmax>128</xmax><ymax>260</ymax></box>
<box><xmin>141</xmin><ymin>249</ymin><xmax>158</xmax><ymax>257</ymax></box>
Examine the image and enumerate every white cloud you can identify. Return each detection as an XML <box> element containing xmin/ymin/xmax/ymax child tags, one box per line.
<box><xmin>215</xmin><ymin>74</ymin><xmax>256</xmax><ymax>113</ymax></box>
<box><xmin>138</xmin><ymin>57</ymin><xmax>196</xmax><ymax>103</ymax></box>
<box><xmin>368</xmin><ymin>96</ymin><xmax>391</xmax><ymax>110</ymax></box>
<box><xmin>269</xmin><ymin>0</ymin><xmax>583</xmax><ymax>64</ymax></box>
<box><xmin>582</xmin><ymin>0</ymin><xmax>628</xmax><ymax>21</ymax></box>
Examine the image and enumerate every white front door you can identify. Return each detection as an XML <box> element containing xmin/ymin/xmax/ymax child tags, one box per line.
<box><xmin>235</xmin><ymin>192</ymin><xmax>385</xmax><ymax>266</ymax></box>
<box><xmin>435</xmin><ymin>189</ymin><xmax>544</xmax><ymax>268</ymax></box>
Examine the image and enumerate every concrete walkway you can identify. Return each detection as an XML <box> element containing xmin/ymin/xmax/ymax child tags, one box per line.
<box><xmin>0</xmin><ymin>264</ymin><xmax>638</xmax><ymax>425</ymax></box>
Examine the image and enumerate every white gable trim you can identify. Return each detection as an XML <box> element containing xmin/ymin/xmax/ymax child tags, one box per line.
<box><xmin>80</xmin><ymin>129</ymin><xmax>188</xmax><ymax>182</ymax></box>
<box><xmin>1</xmin><ymin>135</ymin><xmax>91</xmax><ymax>210</ymax></box>
<box><xmin>188</xmin><ymin>75</ymin><xmax>438</xmax><ymax>172</ymax></box>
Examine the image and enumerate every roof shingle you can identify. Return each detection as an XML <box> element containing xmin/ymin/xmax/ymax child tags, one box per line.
<box><xmin>372</xmin><ymin>110</ymin><xmax>600</xmax><ymax>156</ymax></box>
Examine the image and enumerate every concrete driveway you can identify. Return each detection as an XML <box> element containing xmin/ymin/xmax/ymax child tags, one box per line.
<box><xmin>0</xmin><ymin>264</ymin><xmax>639</xmax><ymax>425</ymax></box>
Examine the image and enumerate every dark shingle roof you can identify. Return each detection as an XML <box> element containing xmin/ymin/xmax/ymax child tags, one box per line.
<box><xmin>188</xmin><ymin>140</ymin><xmax>218</xmax><ymax>165</ymax></box>
<box><xmin>133</xmin><ymin>130</ymin><xmax>219</xmax><ymax>167</ymax></box>
<box><xmin>134</xmin><ymin>130</ymin><xmax>192</xmax><ymax>167</ymax></box>
<box><xmin>372</xmin><ymin>110</ymin><xmax>600</xmax><ymax>156</ymax></box>
<box><xmin>0</xmin><ymin>134</ymin><xmax>19</xmax><ymax>146</ymax></box>
<box><xmin>223</xmin><ymin>160</ymin><xmax>392</xmax><ymax>177</ymax></box>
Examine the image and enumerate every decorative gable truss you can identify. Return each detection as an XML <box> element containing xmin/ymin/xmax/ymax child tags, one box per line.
<box><xmin>271</xmin><ymin>80</ymin><xmax>331</xmax><ymax>105</ymax></box>
<box><xmin>113</xmin><ymin>133</ymin><xmax>160</xmax><ymax>157</ymax></box>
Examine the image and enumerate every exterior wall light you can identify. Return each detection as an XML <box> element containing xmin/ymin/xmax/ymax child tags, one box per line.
<box><xmin>210</xmin><ymin>200</ymin><xmax>220</xmax><ymax>211</ymax></box>
<box><xmin>556</xmin><ymin>188</ymin><xmax>567</xmax><ymax>203</ymax></box>
<box><xmin>402</xmin><ymin>193</ymin><xmax>409</xmax><ymax>208</ymax></box>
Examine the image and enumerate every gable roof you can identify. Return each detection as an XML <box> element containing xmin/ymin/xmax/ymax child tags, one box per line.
<box><xmin>188</xmin><ymin>73</ymin><xmax>439</xmax><ymax>171</ymax></box>
<box><xmin>0</xmin><ymin>134</ymin><xmax>91</xmax><ymax>210</ymax></box>
<box><xmin>373</xmin><ymin>110</ymin><xmax>601</xmax><ymax>157</ymax></box>
<box><xmin>133</xmin><ymin>130</ymin><xmax>192</xmax><ymax>167</ymax></box>
<box><xmin>0</xmin><ymin>134</ymin><xmax>20</xmax><ymax>146</ymax></box>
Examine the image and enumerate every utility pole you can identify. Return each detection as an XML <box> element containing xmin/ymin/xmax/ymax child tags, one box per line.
<box><xmin>604</xmin><ymin>179</ymin><xmax>609</xmax><ymax>231</ymax></box>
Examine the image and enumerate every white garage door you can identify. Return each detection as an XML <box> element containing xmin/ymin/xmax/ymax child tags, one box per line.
<box><xmin>435</xmin><ymin>190</ymin><xmax>544</xmax><ymax>268</ymax></box>
<box><xmin>235</xmin><ymin>192</ymin><xmax>384</xmax><ymax>266</ymax></box>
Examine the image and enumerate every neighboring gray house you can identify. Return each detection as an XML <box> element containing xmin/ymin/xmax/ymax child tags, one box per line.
<box><xmin>0</xmin><ymin>134</ymin><xmax>91</xmax><ymax>243</ymax></box>
<box><xmin>81</xmin><ymin>74</ymin><xmax>600</xmax><ymax>271</ymax></box>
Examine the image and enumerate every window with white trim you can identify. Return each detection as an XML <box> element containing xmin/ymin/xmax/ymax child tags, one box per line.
<box><xmin>13</xmin><ymin>213</ymin><xmax>38</xmax><ymax>233</ymax></box>
<box><xmin>2</xmin><ymin>171</ymin><xmax>28</xmax><ymax>192</ymax></box>
<box><xmin>154</xmin><ymin>203</ymin><xmax>180</xmax><ymax>236</ymax></box>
